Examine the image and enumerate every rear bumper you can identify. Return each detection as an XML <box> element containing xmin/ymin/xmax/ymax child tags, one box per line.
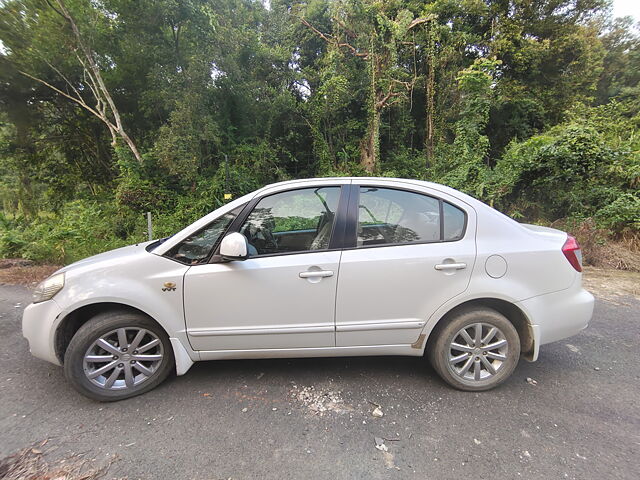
<box><xmin>22</xmin><ymin>300</ymin><xmax>62</xmax><ymax>366</ymax></box>
<box><xmin>518</xmin><ymin>285</ymin><xmax>594</xmax><ymax>360</ymax></box>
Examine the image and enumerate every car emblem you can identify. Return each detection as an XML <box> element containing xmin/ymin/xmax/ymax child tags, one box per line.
<box><xmin>162</xmin><ymin>282</ymin><xmax>177</xmax><ymax>292</ymax></box>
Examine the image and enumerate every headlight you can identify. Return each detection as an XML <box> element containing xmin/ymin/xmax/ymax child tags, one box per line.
<box><xmin>33</xmin><ymin>273</ymin><xmax>65</xmax><ymax>304</ymax></box>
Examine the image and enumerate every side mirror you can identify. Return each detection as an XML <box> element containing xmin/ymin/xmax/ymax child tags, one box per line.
<box><xmin>219</xmin><ymin>232</ymin><xmax>249</xmax><ymax>261</ymax></box>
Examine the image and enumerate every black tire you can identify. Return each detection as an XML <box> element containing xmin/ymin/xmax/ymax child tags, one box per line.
<box><xmin>428</xmin><ymin>307</ymin><xmax>520</xmax><ymax>391</ymax></box>
<box><xmin>63</xmin><ymin>310</ymin><xmax>174</xmax><ymax>402</ymax></box>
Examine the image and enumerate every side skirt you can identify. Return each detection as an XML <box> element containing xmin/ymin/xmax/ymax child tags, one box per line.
<box><xmin>197</xmin><ymin>344</ymin><xmax>423</xmax><ymax>361</ymax></box>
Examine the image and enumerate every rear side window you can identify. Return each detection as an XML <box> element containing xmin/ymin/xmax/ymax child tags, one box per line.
<box><xmin>443</xmin><ymin>201</ymin><xmax>465</xmax><ymax>241</ymax></box>
<box><xmin>356</xmin><ymin>187</ymin><xmax>465</xmax><ymax>247</ymax></box>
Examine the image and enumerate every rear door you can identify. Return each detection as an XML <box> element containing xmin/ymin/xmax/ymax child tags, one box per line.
<box><xmin>335</xmin><ymin>183</ymin><xmax>476</xmax><ymax>347</ymax></box>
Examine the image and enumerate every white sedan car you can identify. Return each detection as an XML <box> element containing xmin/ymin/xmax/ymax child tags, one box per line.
<box><xmin>23</xmin><ymin>177</ymin><xmax>594</xmax><ymax>401</ymax></box>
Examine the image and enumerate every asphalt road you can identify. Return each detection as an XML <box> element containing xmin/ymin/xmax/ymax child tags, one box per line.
<box><xmin>1</xmin><ymin>285</ymin><xmax>639</xmax><ymax>480</ymax></box>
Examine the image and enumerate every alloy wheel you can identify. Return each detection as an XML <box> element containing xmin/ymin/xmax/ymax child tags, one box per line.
<box><xmin>83</xmin><ymin>327</ymin><xmax>164</xmax><ymax>390</ymax></box>
<box><xmin>447</xmin><ymin>322</ymin><xmax>509</xmax><ymax>382</ymax></box>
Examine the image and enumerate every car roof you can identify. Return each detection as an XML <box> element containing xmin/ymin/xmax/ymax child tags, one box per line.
<box><xmin>254</xmin><ymin>177</ymin><xmax>449</xmax><ymax>194</ymax></box>
<box><xmin>255</xmin><ymin>177</ymin><xmax>482</xmax><ymax>208</ymax></box>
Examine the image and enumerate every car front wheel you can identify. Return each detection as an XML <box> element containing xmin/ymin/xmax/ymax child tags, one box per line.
<box><xmin>428</xmin><ymin>307</ymin><xmax>520</xmax><ymax>391</ymax></box>
<box><xmin>63</xmin><ymin>311</ymin><xmax>174</xmax><ymax>401</ymax></box>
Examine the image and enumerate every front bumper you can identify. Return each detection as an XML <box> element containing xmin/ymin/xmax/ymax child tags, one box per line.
<box><xmin>22</xmin><ymin>299</ymin><xmax>63</xmax><ymax>366</ymax></box>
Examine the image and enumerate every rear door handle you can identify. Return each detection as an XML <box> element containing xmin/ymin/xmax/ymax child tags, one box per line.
<box><xmin>299</xmin><ymin>270</ymin><xmax>334</xmax><ymax>278</ymax></box>
<box><xmin>434</xmin><ymin>263</ymin><xmax>467</xmax><ymax>271</ymax></box>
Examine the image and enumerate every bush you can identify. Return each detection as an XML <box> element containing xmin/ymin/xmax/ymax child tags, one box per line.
<box><xmin>595</xmin><ymin>193</ymin><xmax>640</xmax><ymax>232</ymax></box>
<box><xmin>490</xmin><ymin>119</ymin><xmax>639</xmax><ymax>232</ymax></box>
<box><xmin>0</xmin><ymin>200</ymin><xmax>143</xmax><ymax>264</ymax></box>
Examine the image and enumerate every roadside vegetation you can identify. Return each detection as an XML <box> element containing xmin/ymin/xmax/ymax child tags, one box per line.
<box><xmin>0</xmin><ymin>0</ymin><xmax>638</xmax><ymax>267</ymax></box>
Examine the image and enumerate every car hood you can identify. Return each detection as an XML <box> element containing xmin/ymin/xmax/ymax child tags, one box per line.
<box><xmin>54</xmin><ymin>241</ymin><xmax>156</xmax><ymax>276</ymax></box>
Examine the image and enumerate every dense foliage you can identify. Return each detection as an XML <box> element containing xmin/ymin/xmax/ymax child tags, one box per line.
<box><xmin>0</xmin><ymin>0</ymin><xmax>638</xmax><ymax>263</ymax></box>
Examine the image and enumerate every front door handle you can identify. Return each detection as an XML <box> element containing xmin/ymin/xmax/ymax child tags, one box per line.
<box><xmin>299</xmin><ymin>270</ymin><xmax>334</xmax><ymax>279</ymax></box>
<box><xmin>434</xmin><ymin>262</ymin><xmax>467</xmax><ymax>271</ymax></box>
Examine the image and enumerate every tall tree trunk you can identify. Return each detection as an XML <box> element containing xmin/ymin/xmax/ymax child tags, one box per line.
<box><xmin>425</xmin><ymin>63</ymin><xmax>435</xmax><ymax>167</ymax></box>
<box><xmin>360</xmin><ymin>49</ymin><xmax>379</xmax><ymax>173</ymax></box>
<box><xmin>360</xmin><ymin>107</ymin><xmax>380</xmax><ymax>173</ymax></box>
<box><xmin>425</xmin><ymin>20</ymin><xmax>436</xmax><ymax>168</ymax></box>
<box><xmin>118</xmin><ymin>128</ymin><xmax>143</xmax><ymax>163</ymax></box>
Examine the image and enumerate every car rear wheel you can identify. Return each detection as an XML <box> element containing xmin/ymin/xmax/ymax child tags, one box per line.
<box><xmin>63</xmin><ymin>311</ymin><xmax>174</xmax><ymax>401</ymax></box>
<box><xmin>428</xmin><ymin>307</ymin><xmax>520</xmax><ymax>391</ymax></box>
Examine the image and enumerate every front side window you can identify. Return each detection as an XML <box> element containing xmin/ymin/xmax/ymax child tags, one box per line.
<box><xmin>167</xmin><ymin>205</ymin><xmax>243</xmax><ymax>264</ymax></box>
<box><xmin>239</xmin><ymin>187</ymin><xmax>341</xmax><ymax>256</ymax></box>
<box><xmin>357</xmin><ymin>187</ymin><xmax>465</xmax><ymax>247</ymax></box>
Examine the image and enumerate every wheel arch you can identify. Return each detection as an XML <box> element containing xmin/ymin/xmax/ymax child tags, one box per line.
<box><xmin>425</xmin><ymin>298</ymin><xmax>535</xmax><ymax>360</ymax></box>
<box><xmin>54</xmin><ymin>302</ymin><xmax>167</xmax><ymax>364</ymax></box>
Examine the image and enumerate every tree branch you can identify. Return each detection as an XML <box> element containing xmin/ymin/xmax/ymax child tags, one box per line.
<box><xmin>300</xmin><ymin>17</ymin><xmax>369</xmax><ymax>58</ymax></box>
<box><xmin>41</xmin><ymin>57</ymin><xmax>82</xmax><ymax>101</ymax></box>
<box><xmin>47</xmin><ymin>0</ymin><xmax>142</xmax><ymax>162</ymax></box>
<box><xmin>18</xmin><ymin>69</ymin><xmax>104</xmax><ymax>120</ymax></box>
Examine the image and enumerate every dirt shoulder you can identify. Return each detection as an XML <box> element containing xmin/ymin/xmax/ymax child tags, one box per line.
<box><xmin>0</xmin><ymin>260</ymin><xmax>61</xmax><ymax>287</ymax></box>
<box><xmin>581</xmin><ymin>266</ymin><xmax>640</xmax><ymax>301</ymax></box>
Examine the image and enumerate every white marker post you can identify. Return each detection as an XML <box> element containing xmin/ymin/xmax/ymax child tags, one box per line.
<box><xmin>146</xmin><ymin>212</ymin><xmax>153</xmax><ymax>241</ymax></box>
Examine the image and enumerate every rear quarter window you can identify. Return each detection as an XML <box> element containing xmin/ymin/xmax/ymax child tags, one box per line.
<box><xmin>443</xmin><ymin>201</ymin><xmax>465</xmax><ymax>241</ymax></box>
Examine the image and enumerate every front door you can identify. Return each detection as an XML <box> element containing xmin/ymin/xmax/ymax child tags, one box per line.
<box><xmin>335</xmin><ymin>184</ymin><xmax>476</xmax><ymax>347</ymax></box>
<box><xmin>184</xmin><ymin>186</ymin><xmax>344</xmax><ymax>351</ymax></box>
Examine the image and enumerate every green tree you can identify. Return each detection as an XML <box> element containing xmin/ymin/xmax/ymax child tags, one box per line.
<box><xmin>301</xmin><ymin>0</ymin><xmax>422</xmax><ymax>172</ymax></box>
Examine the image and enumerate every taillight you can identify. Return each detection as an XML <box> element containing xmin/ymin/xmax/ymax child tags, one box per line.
<box><xmin>562</xmin><ymin>235</ymin><xmax>582</xmax><ymax>272</ymax></box>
